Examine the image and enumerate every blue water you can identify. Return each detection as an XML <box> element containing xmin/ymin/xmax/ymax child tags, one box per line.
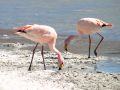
<box><xmin>0</xmin><ymin>0</ymin><xmax>120</xmax><ymax>40</ymax></box>
<box><xmin>96</xmin><ymin>59</ymin><xmax>120</xmax><ymax>73</ymax></box>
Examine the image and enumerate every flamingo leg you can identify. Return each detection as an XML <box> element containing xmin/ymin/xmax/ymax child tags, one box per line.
<box><xmin>41</xmin><ymin>45</ymin><xmax>46</xmax><ymax>70</ymax></box>
<box><xmin>88</xmin><ymin>35</ymin><xmax>91</xmax><ymax>58</ymax></box>
<box><xmin>28</xmin><ymin>43</ymin><xmax>38</xmax><ymax>71</ymax></box>
<box><xmin>94</xmin><ymin>33</ymin><xmax>104</xmax><ymax>57</ymax></box>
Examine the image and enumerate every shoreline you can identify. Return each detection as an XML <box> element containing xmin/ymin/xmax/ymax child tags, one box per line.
<box><xmin>1</xmin><ymin>34</ymin><xmax>120</xmax><ymax>57</ymax></box>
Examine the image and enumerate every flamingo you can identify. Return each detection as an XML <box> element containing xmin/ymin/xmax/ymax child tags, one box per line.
<box><xmin>64</xmin><ymin>18</ymin><xmax>112</xmax><ymax>58</ymax></box>
<box><xmin>15</xmin><ymin>24</ymin><xmax>64</xmax><ymax>70</ymax></box>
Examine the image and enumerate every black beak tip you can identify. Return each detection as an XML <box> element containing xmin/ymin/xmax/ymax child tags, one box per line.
<box><xmin>17</xmin><ymin>30</ymin><xmax>21</xmax><ymax>32</ymax></box>
<box><xmin>102</xmin><ymin>24</ymin><xmax>106</xmax><ymax>27</ymax></box>
<box><xmin>58</xmin><ymin>67</ymin><xmax>62</xmax><ymax>70</ymax></box>
<box><xmin>17</xmin><ymin>30</ymin><xmax>26</xmax><ymax>33</ymax></box>
<box><xmin>65</xmin><ymin>48</ymin><xmax>68</xmax><ymax>51</ymax></box>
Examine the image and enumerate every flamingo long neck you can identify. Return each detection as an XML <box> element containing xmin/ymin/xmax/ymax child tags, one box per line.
<box><xmin>64</xmin><ymin>35</ymin><xmax>75</xmax><ymax>45</ymax></box>
<box><xmin>56</xmin><ymin>49</ymin><xmax>64</xmax><ymax>64</ymax></box>
<box><xmin>48</xmin><ymin>42</ymin><xmax>64</xmax><ymax>64</ymax></box>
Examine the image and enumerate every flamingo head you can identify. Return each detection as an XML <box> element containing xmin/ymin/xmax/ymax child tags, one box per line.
<box><xmin>15</xmin><ymin>25</ymin><xmax>32</xmax><ymax>35</ymax></box>
<box><xmin>96</xmin><ymin>19</ymin><xmax>112</xmax><ymax>28</ymax></box>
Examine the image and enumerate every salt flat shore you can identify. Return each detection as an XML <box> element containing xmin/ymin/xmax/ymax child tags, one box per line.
<box><xmin>0</xmin><ymin>43</ymin><xmax>120</xmax><ymax>90</ymax></box>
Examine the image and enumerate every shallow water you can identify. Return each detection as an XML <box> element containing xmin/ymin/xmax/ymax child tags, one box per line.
<box><xmin>96</xmin><ymin>59</ymin><xmax>120</xmax><ymax>73</ymax></box>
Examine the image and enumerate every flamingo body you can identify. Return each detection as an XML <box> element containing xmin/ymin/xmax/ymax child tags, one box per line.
<box><xmin>77</xmin><ymin>18</ymin><xmax>112</xmax><ymax>35</ymax></box>
<box><xmin>16</xmin><ymin>24</ymin><xmax>57</xmax><ymax>44</ymax></box>
<box><xmin>15</xmin><ymin>24</ymin><xmax>64</xmax><ymax>70</ymax></box>
<box><xmin>64</xmin><ymin>18</ymin><xmax>112</xmax><ymax>58</ymax></box>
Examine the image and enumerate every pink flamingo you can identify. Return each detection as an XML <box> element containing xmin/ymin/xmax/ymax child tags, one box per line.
<box><xmin>15</xmin><ymin>24</ymin><xmax>64</xmax><ymax>71</ymax></box>
<box><xmin>64</xmin><ymin>18</ymin><xmax>112</xmax><ymax>58</ymax></box>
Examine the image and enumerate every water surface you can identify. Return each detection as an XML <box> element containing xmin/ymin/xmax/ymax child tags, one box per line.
<box><xmin>0</xmin><ymin>0</ymin><xmax>120</xmax><ymax>40</ymax></box>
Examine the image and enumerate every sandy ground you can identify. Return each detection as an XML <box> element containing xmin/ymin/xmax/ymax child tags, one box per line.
<box><xmin>0</xmin><ymin>43</ymin><xmax>120</xmax><ymax>90</ymax></box>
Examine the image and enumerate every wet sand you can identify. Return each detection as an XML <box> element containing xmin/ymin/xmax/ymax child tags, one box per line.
<box><xmin>0</xmin><ymin>29</ymin><xmax>120</xmax><ymax>90</ymax></box>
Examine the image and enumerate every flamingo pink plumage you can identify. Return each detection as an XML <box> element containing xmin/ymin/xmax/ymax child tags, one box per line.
<box><xmin>64</xmin><ymin>18</ymin><xmax>112</xmax><ymax>58</ymax></box>
<box><xmin>15</xmin><ymin>24</ymin><xmax>64</xmax><ymax>70</ymax></box>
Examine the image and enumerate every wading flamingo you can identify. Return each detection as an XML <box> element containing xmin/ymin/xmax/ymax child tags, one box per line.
<box><xmin>15</xmin><ymin>24</ymin><xmax>64</xmax><ymax>70</ymax></box>
<box><xmin>64</xmin><ymin>18</ymin><xmax>112</xmax><ymax>58</ymax></box>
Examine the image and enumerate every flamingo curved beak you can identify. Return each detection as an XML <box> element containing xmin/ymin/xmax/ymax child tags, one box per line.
<box><xmin>14</xmin><ymin>27</ymin><xmax>27</xmax><ymax>34</ymax></box>
<box><xmin>107</xmin><ymin>24</ymin><xmax>112</xmax><ymax>27</ymax></box>
<box><xmin>102</xmin><ymin>23</ymin><xmax>112</xmax><ymax>27</ymax></box>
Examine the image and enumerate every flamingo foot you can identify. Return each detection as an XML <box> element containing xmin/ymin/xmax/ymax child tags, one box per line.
<box><xmin>88</xmin><ymin>56</ymin><xmax>91</xmax><ymax>58</ymax></box>
<box><xmin>28</xmin><ymin>66</ymin><xmax>32</xmax><ymax>71</ymax></box>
